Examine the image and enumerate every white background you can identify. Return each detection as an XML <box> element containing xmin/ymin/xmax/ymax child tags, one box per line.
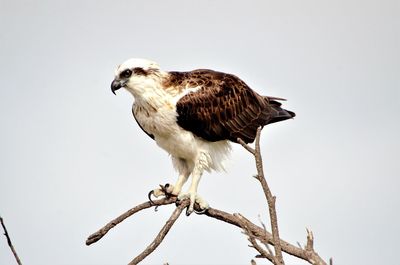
<box><xmin>1</xmin><ymin>1</ymin><xmax>399</xmax><ymax>264</ymax></box>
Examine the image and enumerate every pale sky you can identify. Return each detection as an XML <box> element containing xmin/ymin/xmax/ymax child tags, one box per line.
<box><xmin>1</xmin><ymin>0</ymin><xmax>399</xmax><ymax>264</ymax></box>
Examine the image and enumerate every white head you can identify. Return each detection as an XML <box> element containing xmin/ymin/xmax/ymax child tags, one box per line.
<box><xmin>111</xmin><ymin>58</ymin><xmax>164</xmax><ymax>96</ymax></box>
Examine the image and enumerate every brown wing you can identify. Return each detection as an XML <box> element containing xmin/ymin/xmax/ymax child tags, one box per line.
<box><xmin>175</xmin><ymin>70</ymin><xmax>294</xmax><ymax>143</ymax></box>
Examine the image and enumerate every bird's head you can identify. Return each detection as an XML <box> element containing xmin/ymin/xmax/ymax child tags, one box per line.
<box><xmin>111</xmin><ymin>58</ymin><xmax>164</xmax><ymax>96</ymax></box>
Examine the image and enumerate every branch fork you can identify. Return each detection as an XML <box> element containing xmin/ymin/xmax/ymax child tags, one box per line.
<box><xmin>86</xmin><ymin>127</ymin><xmax>329</xmax><ymax>265</ymax></box>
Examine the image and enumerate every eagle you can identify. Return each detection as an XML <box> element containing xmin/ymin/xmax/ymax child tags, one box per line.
<box><xmin>111</xmin><ymin>58</ymin><xmax>295</xmax><ymax>215</ymax></box>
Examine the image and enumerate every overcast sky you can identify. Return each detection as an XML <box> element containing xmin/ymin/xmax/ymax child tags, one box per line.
<box><xmin>1</xmin><ymin>0</ymin><xmax>399</xmax><ymax>264</ymax></box>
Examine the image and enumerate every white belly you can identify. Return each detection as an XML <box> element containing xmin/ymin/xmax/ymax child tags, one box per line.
<box><xmin>156</xmin><ymin>129</ymin><xmax>199</xmax><ymax>159</ymax></box>
<box><xmin>134</xmin><ymin>102</ymin><xmax>197</xmax><ymax>157</ymax></box>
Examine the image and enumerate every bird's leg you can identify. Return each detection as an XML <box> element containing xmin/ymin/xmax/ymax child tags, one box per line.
<box><xmin>177</xmin><ymin>153</ymin><xmax>210</xmax><ymax>215</ymax></box>
<box><xmin>148</xmin><ymin>158</ymin><xmax>190</xmax><ymax>203</ymax></box>
<box><xmin>171</xmin><ymin>172</ymin><xmax>190</xmax><ymax>196</ymax></box>
<box><xmin>149</xmin><ymin>172</ymin><xmax>189</xmax><ymax>199</ymax></box>
<box><xmin>178</xmin><ymin>170</ymin><xmax>209</xmax><ymax>215</ymax></box>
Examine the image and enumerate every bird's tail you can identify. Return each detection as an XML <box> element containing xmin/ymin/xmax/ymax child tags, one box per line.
<box><xmin>264</xmin><ymin>96</ymin><xmax>295</xmax><ymax>124</ymax></box>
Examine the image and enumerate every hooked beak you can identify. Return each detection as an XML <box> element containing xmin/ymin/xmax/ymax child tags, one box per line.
<box><xmin>111</xmin><ymin>79</ymin><xmax>125</xmax><ymax>95</ymax></box>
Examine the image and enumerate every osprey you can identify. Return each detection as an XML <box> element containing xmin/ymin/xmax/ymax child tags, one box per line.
<box><xmin>111</xmin><ymin>58</ymin><xmax>295</xmax><ymax>215</ymax></box>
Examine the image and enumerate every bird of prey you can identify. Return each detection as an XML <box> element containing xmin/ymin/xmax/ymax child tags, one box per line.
<box><xmin>111</xmin><ymin>58</ymin><xmax>295</xmax><ymax>215</ymax></box>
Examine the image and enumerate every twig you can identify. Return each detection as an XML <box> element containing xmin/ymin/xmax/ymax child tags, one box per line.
<box><xmin>237</xmin><ymin>213</ymin><xmax>276</xmax><ymax>264</ymax></box>
<box><xmin>240</xmin><ymin>127</ymin><xmax>285</xmax><ymax>264</ymax></box>
<box><xmin>0</xmin><ymin>216</ymin><xmax>22</xmax><ymax>265</ymax></box>
<box><xmin>248</xmin><ymin>234</ymin><xmax>275</xmax><ymax>263</ymax></box>
<box><xmin>256</xmin><ymin>127</ymin><xmax>284</xmax><ymax>264</ymax></box>
<box><xmin>86</xmin><ymin>197</ymin><xmax>176</xmax><ymax>245</ymax></box>
<box><xmin>237</xmin><ymin>138</ymin><xmax>256</xmax><ymax>154</ymax></box>
<box><xmin>305</xmin><ymin>228</ymin><xmax>314</xmax><ymax>252</ymax></box>
<box><xmin>256</xmin><ymin>215</ymin><xmax>276</xmax><ymax>258</ymax></box>
<box><xmin>204</xmin><ymin>208</ymin><xmax>326</xmax><ymax>264</ymax></box>
<box><xmin>303</xmin><ymin>228</ymin><xmax>327</xmax><ymax>265</ymax></box>
<box><xmin>128</xmin><ymin>200</ymin><xmax>189</xmax><ymax>265</ymax></box>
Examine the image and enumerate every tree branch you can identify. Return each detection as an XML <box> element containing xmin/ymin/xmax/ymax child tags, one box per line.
<box><xmin>128</xmin><ymin>199</ymin><xmax>189</xmax><ymax>265</ymax></box>
<box><xmin>86</xmin><ymin>197</ymin><xmax>176</xmax><ymax>246</ymax></box>
<box><xmin>86</xmin><ymin>128</ymin><xmax>328</xmax><ymax>265</ymax></box>
<box><xmin>253</xmin><ymin>127</ymin><xmax>284</xmax><ymax>264</ymax></box>
<box><xmin>237</xmin><ymin>138</ymin><xmax>255</xmax><ymax>154</ymax></box>
<box><xmin>237</xmin><ymin>213</ymin><xmax>276</xmax><ymax>264</ymax></box>
<box><xmin>0</xmin><ymin>216</ymin><xmax>22</xmax><ymax>265</ymax></box>
<box><xmin>209</xmin><ymin>207</ymin><xmax>326</xmax><ymax>265</ymax></box>
<box><xmin>87</xmin><ymin>198</ymin><xmax>326</xmax><ymax>264</ymax></box>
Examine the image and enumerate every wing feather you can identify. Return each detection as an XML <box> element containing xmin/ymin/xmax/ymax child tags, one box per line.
<box><xmin>174</xmin><ymin>70</ymin><xmax>294</xmax><ymax>143</ymax></box>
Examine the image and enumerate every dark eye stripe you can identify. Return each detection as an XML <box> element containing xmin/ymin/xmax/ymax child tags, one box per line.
<box><xmin>132</xmin><ymin>67</ymin><xmax>147</xmax><ymax>76</ymax></box>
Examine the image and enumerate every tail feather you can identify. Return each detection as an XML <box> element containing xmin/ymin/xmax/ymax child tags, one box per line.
<box><xmin>265</xmin><ymin>97</ymin><xmax>295</xmax><ymax>124</ymax></box>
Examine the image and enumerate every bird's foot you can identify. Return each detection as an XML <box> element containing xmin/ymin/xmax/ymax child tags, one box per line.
<box><xmin>177</xmin><ymin>191</ymin><xmax>209</xmax><ymax>216</ymax></box>
<box><xmin>148</xmin><ymin>183</ymin><xmax>175</xmax><ymax>204</ymax></box>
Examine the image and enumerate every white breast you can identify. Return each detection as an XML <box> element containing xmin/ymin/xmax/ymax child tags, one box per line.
<box><xmin>132</xmin><ymin>88</ymin><xmax>231</xmax><ymax>172</ymax></box>
<box><xmin>132</xmin><ymin>91</ymin><xmax>196</xmax><ymax>156</ymax></box>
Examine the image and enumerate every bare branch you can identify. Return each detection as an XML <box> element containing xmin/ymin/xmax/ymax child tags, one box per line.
<box><xmin>248</xmin><ymin>233</ymin><xmax>275</xmax><ymax>263</ymax></box>
<box><xmin>237</xmin><ymin>213</ymin><xmax>276</xmax><ymax>264</ymax></box>
<box><xmin>237</xmin><ymin>138</ymin><xmax>256</xmax><ymax>154</ymax></box>
<box><xmin>0</xmin><ymin>216</ymin><xmax>22</xmax><ymax>265</ymax></box>
<box><xmin>87</xmin><ymin>196</ymin><xmax>326</xmax><ymax>264</ymax></box>
<box><xmin>240</xmin><ymin>127</ymin><xmax>284</xmax><ymax>264</ymax></box>
<box><xmin>86</xmin><ymin>197</ymin><xmax>176</xmax><ymax>245</ymax></box>
<box><xmin>128</xmin><ymin>200</ymin><xmax>189</xmax><ymax>265</ymax></box>
<box><xmin>208</xmin><ymin>208</ymin><xmax>326</xmax><ymax>265</ymax></box>
<box><xmin>305</xmin><ymin>228</ymin><xmax>314</xmax><ymax>252</ymax></box>
<box><xmin>87</xmin><ymin>127</ymin><xmax>328</xmax><ymax>265</ymax></box>
<box><xmin>297</xmin><ymin>241</ymin><xmax>303</xmax><ymax>249</ymax></box>
<box><xmin>256</xmin><ymin>215</ymin><xmax>276</xmax><ymax>259</ymax></box>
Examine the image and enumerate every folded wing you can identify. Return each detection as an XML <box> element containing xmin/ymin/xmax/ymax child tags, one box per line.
<box><xmin>175</xmin><ymin>70</ymin><xmax>295</xmax><ymax>144</ymax></box>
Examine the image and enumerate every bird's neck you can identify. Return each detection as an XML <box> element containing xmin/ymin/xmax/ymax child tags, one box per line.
<box><xmin>133</xmin><ymin>84</ymin><xmax>174</xmax><ymax>112</ymax></box>
<box><xmin>130</xmin><ymin>72</ymin><xmax>178</xmax><ymax>111</ymax></box>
